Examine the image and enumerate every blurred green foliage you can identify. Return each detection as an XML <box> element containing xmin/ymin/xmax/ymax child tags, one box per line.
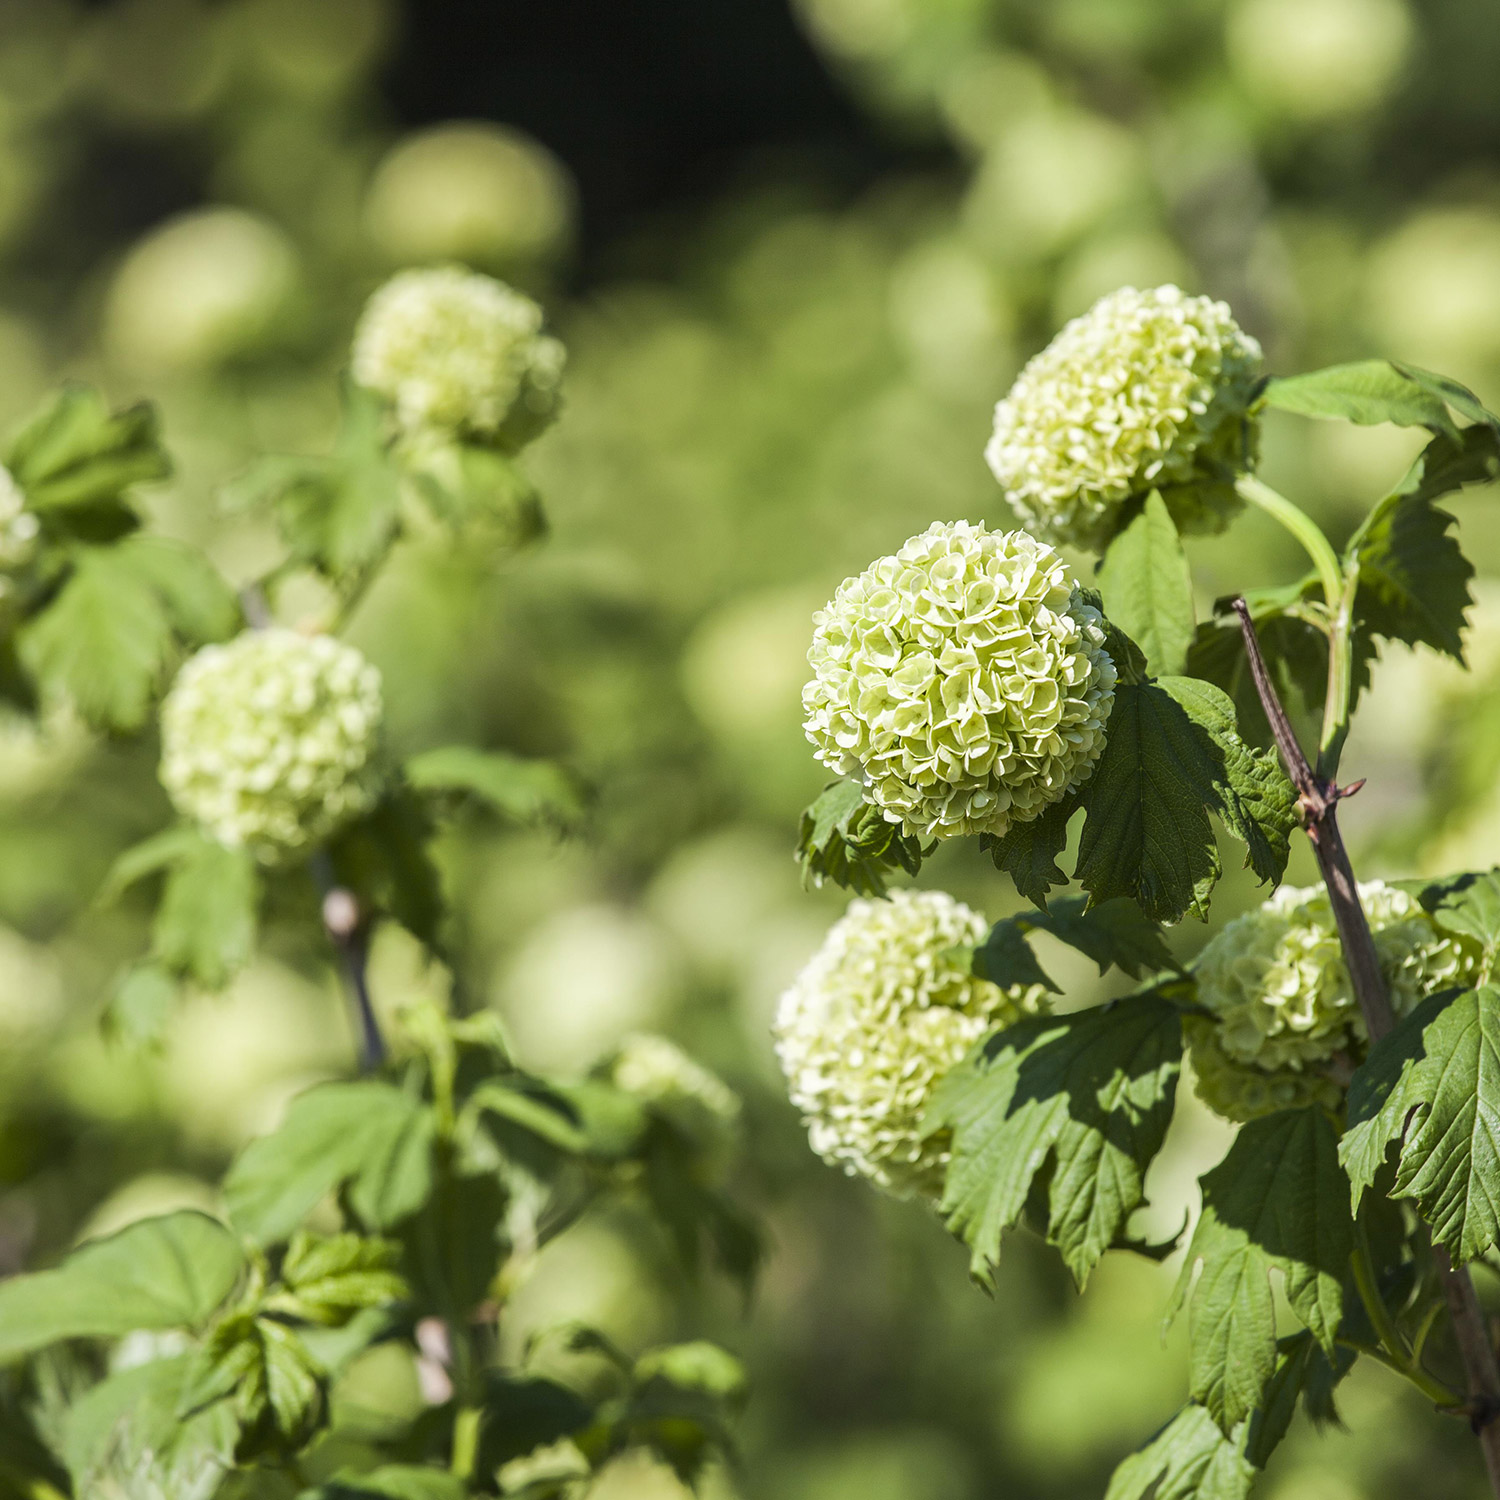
<box><xmin>2</xmin><ymin>0</ymin><xmax>1500</xmax><ymax>1496</ymax></box>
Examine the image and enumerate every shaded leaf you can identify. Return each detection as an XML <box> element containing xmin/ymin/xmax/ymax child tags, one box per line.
<box><xmin>329</xmin><ymin>787</ymin><xmax>445</xmax><ymax>952</ymax></box>
<box><xmin>405</xmin><ymin>745</ymin><xmax>586</xmax><ymax>832</ymax></box>
<box><xmin>476</xmin><ymin>1373</ymin><xmax>595</xmax><ymax>1471</ymax></box>
<box><xmin>926</xmin><ymin>993</ymin><xmax>1182</xmax><ymax>1287</ymax></box>
<box><xmin>1170</xmin><ymin>1108</ymin><xmax>1352</xmax><ymax>1434</ymax></box>
<box><xmin>263</xmin><ymin>1231</ymin><xmax>408</xmax><ymax>1326</ymax></box>
<box><xmin>981</xmin><ymin>791</ymin><xmax>1080</xmax><ymax>907</ymax></box>
<box><xmin>977</xmin><ymin>895</ymin><xmax>1178</xmax><ymax>993</ymax></box>
<box><xmin>151</xmin><ymin>831</ymin><xmax>259</xmax><ymax>990</ymax></box>
<box><xmin>301</xmin><ymin>1467</ymin><xmax>465</xmax><ymax>1500</ymax></box>
<box><xmin>6</xmin><ymin>384</ymin><xmax>170</xmax><ymax>510</ymax></box>
<box><xmin>0</xmin><ymin>1212</ymin><xmax>244</xmax><ymax>1363</ymax></box>
<box><xmin>1098</xmin><ymin>492</ymin><xmax>1195</xmax><ymax>676</ymax></box>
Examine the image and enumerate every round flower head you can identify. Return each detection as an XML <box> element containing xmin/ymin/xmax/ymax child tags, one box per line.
<box><xmin>350</xmin><ymin>266</ymin><xmax>565</xmax><ymax>447</ymax></box>
<box><xmin>1188</xmin><ymin>880</ymin><xmax>1479</xmax><ymax>1122</ymax></box>
<box><xmin>802</xmin><ymin>521</ymin><xmax>1116</xmax><ymax>841</ymax></box>
<box><xmin>160</xmin><ymin>629</ymin><xmax>384</xmax><ymax>860</ymax></box>
<box><xmin>774</xmin><ymin>889</ymin><xmax>1048</xmax><ymax>1198</ymax></box>
<box><xmin>986</xmin><ymin>285</ymin><xmax>1263</xmax><ymax>551</ymax></box>
<box><xmin>0</xmin><ymin>465</ymin><xmax>39</xmax><ymax>572</ymax></box>
<box><xmin>610</xmin><ymin>1033</ymin><xmax>742</xmax><ymax>1174</ymax></box>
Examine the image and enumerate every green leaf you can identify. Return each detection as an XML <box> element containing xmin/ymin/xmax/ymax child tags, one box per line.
<box><xmin>5</xmin><ymin>384</ymin><xmax>170</xmax><ymax>509</ymax></box>
<box><xmin>795</xmin><ymin>779</ymin><xmax>925</xmax><ymax>896</ymax></box>
<box><xmin>404</xmin><ymin>745</ymin><xmax>586</xmax><ymax>832</ymax></box>
<box><xmin>464</xmin><ymin>1078</ymin><xmax>594</xmax><ymax>1154</ymax></box>
<box><xmin>0</xmin><ymin>1211</ymin><xmax>244</xmax><ymax>1363</ymax></box>
<box><xmin>17</xmin><ymin>536</ymin><xmax>237</xmax><ymax>731</ymax></box>
<box><xmin>1261</xmin><ymin>360</ymin><xmax>1461</xmax><ymax>436</ymax></box>
<box><xmin>329</xmin><ymin>788</ymin><xmax>446</xmax><ymax>952</ymax></box>
<box><xmin>1391</xmin><ymin>362</ymin><xmax>1500</xmax><ymax>435</ymax></box>
<box><xmin>1349</xmin><ymin>489</ymin><xmax>1472</xmax><ymax>663</ymax></box>
<box><xmin>104</xmin><ymin>961</ymin><xmax>179</xmax><ymax>1049</ymax></box>
<box><xmin>1243</xmin><ymin>1333</ymin><xmax>1315</xmax><ymax>1468</ymax></box>
<box><xmin>96</xmin><ymin>823</ymin><xmax>205</xmax><ymax>905</ymax></box>
<box><xmin>300</xmin><ymin>1468</ymin><xmax>466</xmax><ymax>1500</ymax></box>
<box><xmin>926</xmin><ymin>993</ymin><xmax>1182</xmax><ymax>1287</ymax></box>
<box><xmin>185</xmin><ymin>1312</ymin><xmax>326</xmax><ymax>1459</ymax></box>
<box><xmin>1171</xmin><ymin>1108</ymin><xmax>1352</xmax><ymax>1434</ymax></box>
<box><xmin>1097</xmin><ymin>492</ymin><xmax>1196</xmax><ymax>677</ymax></box>
<box><xmin>476</xmin><ymin>1373</ymin><xmax>595</xmax><ymax>1471</ymax></box>
<box><xmin>224</xmin><ymin>1080</ymin><xmax>436</xmax><ymax>1244</ymax></box>
<box><xmin>1105</xmin><ymin>1405</ymin><xmax>1254</xmax><ymax>1500</ymax></box>
<box><xmin>263</xmin><ymin>1231</ymin><xmax>408</xmax><ymax>1326</ymax></box>
<box><xmin>233</xmin><ymin>382</ymin><xmax>402</xmax><ymax>582</ymax></box>
<box><xmin>1340</xmin><ymin>986</ymin><xmax>1500</xmax><ymax>1263</ymax></box>
<box><xmin>978</xmin><ymin>895</ymin><xmax>1178</xmax><ymax>991</ymax></box>
<box><xmin>1418</xmin><ymin>870</ymin><xmax>1500</xmax><ymax>983</ymax></box>
<box><xmin>404</xmin><ymin>438</ymin><xmax>546</xmax><ymax>546</ymax></box>
<box><xmin>1157</xmin><ymin>676</ymin><xmax>1297</xmax><ymax>887</ymax></box>
<box><xmin>151</xmin><ymin>831</ymin><xmax>259</xmax><ymax>990</ymax></box>
<box><xmin>981</xmin><ymin>791</ymin><xmax>1080</xmax><ymax>907</ymax></box>
<box><xmin>58</xmin><ymin>1354</ymin><xmax>237</xmax><ymax>1497</ymax></box>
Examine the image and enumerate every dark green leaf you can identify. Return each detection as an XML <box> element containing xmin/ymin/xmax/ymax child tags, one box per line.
<box><xmin>981</xmin><ymin>791</ymin><xmax>1080</xmax><ymax>907</ymax></box>
<box><xmin>476</xmin><ymin>1373</ymin><xmax>595</xmax><ymax>1471</ymax></box>
<box><xmin>151</xmin><ymin>831</ymin><xmax>259</xmax><ymax>990</ymax></box>
<box><xmin>970</xmin><ymin>920</ymin><xmax>1057</xmax><ymax>993</ymax></box>
<box><xmin>926</xmin><ymin>993</ymin><xmax>1182</xmax><ymax>1287</ymax></box>
<box><xmin>996</xmin><ymin>895</ymin><xmax>1178</xmax><ymax>983</ymax></box>
<box><xmin>329</xmin><ymin>787</ymin><xmax>446</xmax><ymax>952</ymax></box>
<box><xmin>1098</xmin><ymin>492</ymin><xmax>1196</xmax><ymax>677</ymax></box>
<box><xmin>795</xmin><ymin>779</ymin><xmax>925</xmax><ymax>897</ymax></box>
<box><xmin>1261</xmin><ymin>360</ymin><xmax>1460</xmax><ymax>436</ymax></box>
<box><xmin>397</xmin><ymin>1168</ymin><xmax>507</xmax><ymax>1320</ymax></box>
<box><xmin>1075</xmin><ymin>683</ymin><xmax>1223</xmax><ymax>923</ymax></box>
<box><xmin>404</xmin><ymin>745</ymin><xmax>586</xmax><ymax>832</ymax></box>
<box><xmin>1423</xmin><ymin>870</ymin><xmax>1500</xmax><ymax>981</ymax></box>
<box><xmin>5</xmin><ymin>384</ymin><xmax>170</xmax><ymax>509</ymax></box>
<box><xmin>1170</xmin><ymin>1108</ymin><xmax>1352</xmax><ymax>1434</ymax></box>
<box><xmin>1104</xmin><ymin>1404</ymin><xmax>1254</xmax><ymax>1500</ymax></box>
<box><xmin>185</xmin><ymin>1313</ymin><xmax>325</xmax><ymax>1459</ymax></box>
<box><xmin>1340</xmin><ymin>986</ymin><xmax>1500</xmax><ymax>1263</ymax></box>
<box><xmin>0</xmin><ymin>1211</ymin><xmax>244</xmax><ymax>1363</ymax></box>
<box><xmin>1391</xmin><ymin>363</ymin><xmax>1500</xmax><ymax>435</ymax></box>
<box><xmin>1243</xmin><ymin>1334</ymin><xmax>1315</xmax><ymax>1468</ymax></box>
<box><xmin>224</xmin><ymin>1080</ymin><xmax>436</xmax><ymax>1244</ymax></box>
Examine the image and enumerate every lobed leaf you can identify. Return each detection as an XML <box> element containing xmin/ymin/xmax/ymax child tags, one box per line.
<box><xmin>971</xmin><ymin>895</ymin><xmax>1177</xmax><ymax>994</ymax></box>
<box><xmin>981</xmin><ymin>791</ymin><xmax>1079</xmax><ymax>908</ymax></box>
<box><xmin>1340</xmin><ymin>986</ymin><xmax>1500</xmax><ymax>1264</ymax></box>
<box><xmin>926</xmin><ymin>992</ymin><xmax>1182</xmax><ymax>1287</ymax></box>
<box><xmin>1170</xmin><ymin>1108</ymin><xmax>1352</xmax><ymax>1434</ymax></box>
<box><xmin>224</xmin><ymin>1080</ymin><xmax>436</xmax><ymax>1245</ymax></box>
<box><xmin>1260</xmin><ymin>360</ymin><xmax>1463</xmax><ymax>435</ymax></box>
<box><xmin>1104</xmin><ymin>1404</ymin><xmax>1254</xmax><ymax>1500</ymax></box>
<box><xmin>795</xmin><ymin>778</ymin><xmax>925</xmax><ymax>896</ymax></box>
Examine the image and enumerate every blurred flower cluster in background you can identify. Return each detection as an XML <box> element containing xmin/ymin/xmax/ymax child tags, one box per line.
<box><xmin>1</xmin><ymin>0</ymin><xmax>1499</xmax><ymax>1495</ymax></box>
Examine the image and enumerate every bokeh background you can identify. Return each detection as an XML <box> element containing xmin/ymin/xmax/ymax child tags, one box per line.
<box><xmin>3</xmin><ymin>0</ymin><xmax>1500</xmax><ymax>1496</ymax></box>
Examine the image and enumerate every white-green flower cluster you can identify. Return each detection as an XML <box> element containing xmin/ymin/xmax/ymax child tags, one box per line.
<box><xmin>774</xmin><ymin>889</ymin><xmax>1047</xmax><ymax>1198</ymax></box>
<box><xmin>0</xmin><ymin>465</ymin><xmax>39</xmax><ymax>573</ymax></box>
<box><xmin>802</xmin><ymin>521</ymin><xmax>1116</xmax><ymax>841</ymax></box>
<box><xmin>351</xmin><ymin>265</ymin><xmax>566</xmax><ymax>447</ymax></box>
<box><xmin>611</xmin><ymin>1032</ymin><xmax>742</xmax><ymax>1169</ymax></box>
<box><xmin>1187</xmin><ymin>880</ymin><xmax>1479</xmax><ymax>1122</ymax></box>
<box><xmin>985</xmin><ymin>285</ymin><xmax>1263</xmax><ymax>551</ymax></box>
<box><xmin>160</xmin><ymin>629</ymin><xmax>383</xmax><ymax>860</ymax></box>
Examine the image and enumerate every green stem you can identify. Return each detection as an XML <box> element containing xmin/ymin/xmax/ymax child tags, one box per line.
<box><xmin>1339</xmin><ymin>1336</ymin><xmax>1461</xmax><ymax>1407</ymax></box>
<box><xmin>1352</xmin><ymin>1226</ymin><xmax>1412</xmax><ymax>1366</ymax></box>
<box><xmin>451</xmin><ymin>1402</ymin><xmax>482</xmax><ymax>1480</ymax></box>
<box><xmin>1317</xmin><ymin>563</ymin><xmax>1360</xmax><ymax>780</ymax></box>
<box><xmin>1235</xmin><ymin>474</ymin><xmax>1345</xmax><ymax>610</ymax></box>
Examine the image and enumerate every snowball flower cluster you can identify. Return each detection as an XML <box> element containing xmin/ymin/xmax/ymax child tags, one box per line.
<box><xmin>1187</xmin><ymin>880</ymin><xmax>1479</xmax><ymax>1122</ymax></box>
<box><xmin>986</xmin><ymin>285</ymin><xmax>1263</xmax><ymax>551</ymax></box>
<box><xmin>160</xmin><ymin>629</ymin><xmax>384</xmax><ymax>860</ymax></box>
<box><xmin>611</xmin><ymin>1033</ymin><xmax>742</xmax><ymax>1170</ymax></box>
<box><xmin>802</xmin><ymin>521</ymin><xmax>1116</xmax><ymax>841</ymax></box>
<box><xmin>774</xmin><ymin>889</ymin><xmax>1047</xmax><ymax>1198</ymax></box>
<box><xmin>351</xmin><ymin>266</ymin><xmax>565</xmax><ymax>447</ymax></box>
<box><xmin>0</xmin><ymin>465</ymin><xmax>39</xmax><ymax>572</ymax></box>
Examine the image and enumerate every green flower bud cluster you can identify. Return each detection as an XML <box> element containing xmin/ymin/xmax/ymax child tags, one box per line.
<box><xmin>774</xmin><ymin>889</ymin><xmax>1047</xmax><ymax>1198</ymax></box>
<box><xmin>160</xmin><ymin>629</ymin><xmax>383</xmax><ymax>860</ymax></box>
<box><xmin>351</xmin><ymin>265</ymin><xmax>566</xmax><ymax>448</ymax></box>
<box><xmin>986</xmin><ymin>285</ymin><xmax>1263</xmax><ymax>551</ymax></box>
<box><xmin>802</xmin><ymin>521</ymin><xmax>1116</xmax><ymax>841</ymax></box>
<box><xmin>1187</xmin><ymin>880</ymin><xmax>1479</xmax><ymax>1122</ymax></box>
<box><xmin>0</xmin><ymin>465</ymin><xmax>39</xmax><ymax>574</ymax></box>
<box><xmin>610</xmin><ymin>1032</ymin><xmax>742</xmax><ymax>1173</ymax></box>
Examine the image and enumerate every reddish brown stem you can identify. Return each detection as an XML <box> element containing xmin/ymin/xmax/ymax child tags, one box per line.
<box><xmin>1233</xmin><ymin>598</ymin><xmax>1500</xmax><ymax>1492</ymax></box>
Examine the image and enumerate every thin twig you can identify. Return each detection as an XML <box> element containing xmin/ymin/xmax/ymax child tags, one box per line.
<box><xmin>310</xmin><ymin>851</ymin><xmax>385</xmax><ymax>1072</ymax></box>
<box><xmin>1234</xmin><ymin>598</ymin><xmax>1500</xmax><ymax>1493</ymax></box>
